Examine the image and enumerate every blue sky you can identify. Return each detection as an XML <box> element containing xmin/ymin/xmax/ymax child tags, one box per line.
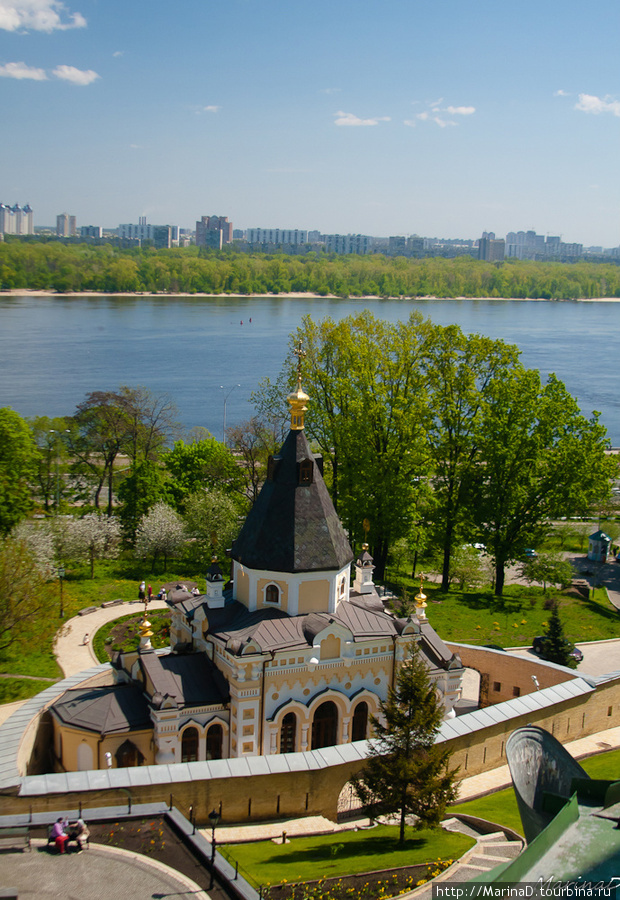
<box><xmin>1</xmin><ymin>0</ymin><xmax>618</xmax><ymax>245</ymax></box>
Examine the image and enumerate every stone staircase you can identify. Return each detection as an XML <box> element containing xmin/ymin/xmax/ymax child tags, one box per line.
<box><xmin>400</xmin><ymin>818</ymin><xmax>524</xmax><ymax>900</ymax></box>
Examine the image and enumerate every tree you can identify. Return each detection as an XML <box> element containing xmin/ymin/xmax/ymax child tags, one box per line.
<box><xmin>538</xmin><ymin>603</ymin><xmax>579</xmax><ymax>668</ymax></box>
<box><xmin>519</xmin><ymin>551</ymin><xmax>574</xmax><ymax>593</ymax></box>
<box><xmin>117</xmin><ymin>459</ymin><xmax>170</xmax><ymax>540</ymax></box>
<box><xmin>0</xmin><ymin>408</ymin><xmax>39</xmax><ymax>534</ymax></box>
<box><xmin>52</xmin><ymin>514</ymin><xmax>122</xmax><ymax>578</ymax></box>
<box><xmin>423</xmin><ymin>327</ymin><xmax>520</xmax><ymax>592</ymax></box>
<box><xmin>227</xmin><ymin>417</ymin><xmax>285</xmax><ymax>504</ymax></box>
<box><xmin>162</xmin><ymin>437</ymin><xmax>243</xmax><ymax>509</ymax></box>
<box><xmin>256</xmin><ymin>312</ymin><xmax>432</xmax><ymax>578</ymax></box>
<box><xmin>28</xmin><ymin>416</ymin><xmax>74</xmax><ymax>513</ymax></box>
<box><xmin>183</xmin><ymin>487</ymin><xmax>244</xmax><ymax>563</ymax></box>
<box><xmin>351</xmin><ymin>642</ymin><xmax>459</xmax><ymax>844</ymax></box>
<box><xmin>71</xmin><ymin>385</ymin><xmax>178</xmax><ymax>514</ymax></box>
<box><xmin>135</xmin><ymin>502</ymin><xmax>186</xmax><ymax>570</ymax></box>
<box><xmin>0</xmin><ymin>534</ymin><xmax>54</xmax><ymax>651</ymax></box>
<box><xmin>471</xmin><ymin>369</ymin><xmax>616</xmax><ymax>596</ymax></box>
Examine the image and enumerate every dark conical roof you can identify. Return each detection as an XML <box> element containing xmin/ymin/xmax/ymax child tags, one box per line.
<box><xmin>231</xmin><ymin>429</ymin><xmax>354</xmax><ymax>573</ymax></box>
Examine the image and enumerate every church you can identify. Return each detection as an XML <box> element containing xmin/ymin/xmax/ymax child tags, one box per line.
<box><xmin>50</xmin><ymin>370</ymin><xmax>465</xmax><ymax>771</ymax></box>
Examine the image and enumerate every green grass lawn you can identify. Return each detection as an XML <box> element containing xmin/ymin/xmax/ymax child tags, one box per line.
<box><xmin>387</xmin><ymin>578</ymin><xmax>618</xmax><ymax>648</ymax></box>
<box><xmin>0</xmin><ymin>559</ymin><xmax>205</xmax><ymax>697</ymax></box>
<box><xmin>0</xmin><ymin>677</ymin><xmax>59</xmax><ymax>703</ymax></box>
<box><xmin>219</xmin><ymin>825</ymin><xmax>475</xmax><ymax>886</ymax></box>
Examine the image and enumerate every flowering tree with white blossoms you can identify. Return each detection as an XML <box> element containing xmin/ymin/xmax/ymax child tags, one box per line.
<box><xmin>135</xmin><ymin>502</ymin><xmax>186</xmax><ymax>571</ymax></box>
<box><xmin>53</xmin><ymin>514</ymin><xmax>121</xmax><ymax>578</ymax></box>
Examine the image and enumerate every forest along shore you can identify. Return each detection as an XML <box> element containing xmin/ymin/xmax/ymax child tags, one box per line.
<box><xmin>2</xmin><ymin>290</ymin><xmax>620</xmax><ymax>301</ymax></box>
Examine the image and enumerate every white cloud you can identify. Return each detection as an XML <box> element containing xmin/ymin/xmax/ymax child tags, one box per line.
<box><xmin>575</xmin><ymin>93</ymin><xmax>620</xmax><ymax>117</ymax></box>
<box><xmin>112</xmin><ymin>50</ymin><xmax>123</xmax><ymax>58</ymax></box>
<box><xmin>554</xmin><ymin>89</ymin><xmax>569</xmax><ymax>97</ymax></box>
<box><xmin>0</xmin><ymin>0</ymin><xmax>86</xmax><ymax>32</ymax></box>
<box><xmin>444</xmin><ymin>105</ymin><xmax>475</xmax><ymax>116</ymax></box>
<box><xmin>0</xmin><ymin>59</ymin><xmax>46</xmax><ymax>79</ymax></box>
<box><xmin>321</xmin><ymin>87</ymin><xmax>341</xmax><ymax>94</ymax></box>
<box><xmin>412</xmin><ymin>100</ymin><xmax>476</xmax><ymax>128</ymax></box>
<box><xmin>52</xmin><ymin>64</ymin><xmax>99</xmax><ymax>85</ymax></box>
<box><xmin>202</xmin><ymin>105</ymin><xmax>220</xmax><ymax>113</ymax></box>
<box><xmin>334</xmin><ymin>110</ymin><xmax>390</xmax><ymax>126</ymax></box>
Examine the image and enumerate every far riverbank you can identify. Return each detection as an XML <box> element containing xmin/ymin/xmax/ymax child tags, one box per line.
<box><xmin>2</xmin><ymin>289</ymin><xmax>620</xmax><ymax>302</ymax></box>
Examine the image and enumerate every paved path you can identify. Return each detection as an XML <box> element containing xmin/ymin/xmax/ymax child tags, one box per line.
<box><xmin>1</xmin><ymin>839</ymin><xmax>209</xmax><ymax>900</ymax></box>
<box><xmin>53</xmin><ymin>599</ymin><xmax>168</xmax><ymax>678</ymax></box>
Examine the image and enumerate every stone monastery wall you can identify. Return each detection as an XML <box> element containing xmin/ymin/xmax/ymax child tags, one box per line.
<box><xmin>1</xmin><ymin>646</ymin><xmax>619</xmax><ymax>825</ymax></box>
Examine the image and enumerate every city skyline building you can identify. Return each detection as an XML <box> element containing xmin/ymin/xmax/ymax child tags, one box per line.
<box><xmin>195</xmin><ymin>215</ymin><xmax>233</xmax><ymax>249</ymax></box>
<box><xmin>56</xmin><ymin>213</ymin><xmax>77</xmax><ymax>238</ymax></box>
<box><xmin>0</xmin><ymin>203</ymin><xmax>34</xmax><ymax>236</ymax></box>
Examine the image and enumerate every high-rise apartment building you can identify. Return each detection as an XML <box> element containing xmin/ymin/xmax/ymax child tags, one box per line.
<box><xmin>118</xmin><ymin>219</ymin><xmax>179</xmax><ymax>248</ymax></box>
<box><xmin>246</xmin><ymin>228</ymin><xmax>308</xmax><ymax>246</ymax></box>
<box><xmin>478</xmin><ymin>235</ymin><xmax>505</xmax><ymax>261</ymax></box>
<box><xmin>195</xmin><ymin>216</ymin><xmax>233</xmax><ymax>249</ymax></box>
<box><xmin>56</xmin><ymin>213</ymin><xmax>77</xmax><ymax>238</ymax></box>
<box><xmin>0</xmin><ymin>203</ymin><xmax>34</xmax><ymax>235</ymax></box>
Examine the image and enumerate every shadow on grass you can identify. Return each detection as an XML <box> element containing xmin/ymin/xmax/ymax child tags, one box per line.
<box><xmin>251</xmin><ymin>835</ymin><xmax>427</xmax><ymax>868</ymax></box>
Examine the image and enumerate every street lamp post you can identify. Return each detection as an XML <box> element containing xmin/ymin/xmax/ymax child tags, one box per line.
<box><xmin>208</xmin><ymin>807</ymin><xmax>220</xmax><ymax>889</ymax></box>
<box><xmin>220</xmin><ymin>384</ymin><xmax>240</xmax><ymax>446</ymax></box>
<box><xmin>58</xmin><ymin>566</ymin><xmax>65</xmax><ymax>618</ymax></box>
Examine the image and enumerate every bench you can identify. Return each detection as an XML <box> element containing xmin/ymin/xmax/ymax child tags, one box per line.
<box><xmin>47</xmin><ymin>824</ymin><xmax>90</xmax><ymax>852</ymax></box>
<box><xmin>102</xmin><ymin>599</ymin><xmax>124</xmax><ymax>608</ymax></box>
<box><xmin>0</xmin><ymin>826</ymin><xmax>30</xmax><ymax>852</ymax></box>
<box><xmin>78</xmin><ymin>606</ymin><xmax>98</xmax><ymax>616</ymax></box>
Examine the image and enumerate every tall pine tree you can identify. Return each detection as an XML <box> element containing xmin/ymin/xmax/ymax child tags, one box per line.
<box><xmin>352</xmin><ymin>641</ymin><xmax>459</xmax><ymax>844</ymax></box>
<box><xmin>541</xmin><ymin>603</ymin><xmax>579</xmax><ymax>668</ymax></box>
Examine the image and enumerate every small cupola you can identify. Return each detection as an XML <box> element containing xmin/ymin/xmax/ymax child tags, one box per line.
<box><xmin>353</xmin><ymin>543</ymin><xmax>375</xmax><ymax>594</ymax></box>
<box><xmin>287</xmin><ymin>340</ymin><xmax>309</xmax><ymax>431</ymax></box>
<box><xmin>206</xmin><ymin>556</ymin><xmax>225</xmax><ymax>608</ymax></box>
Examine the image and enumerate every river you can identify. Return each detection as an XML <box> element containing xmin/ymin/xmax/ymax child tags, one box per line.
<box><xmin>0</xmin><ymin>293</ymin><xmax>617</xmax><ymax>443</ymax></box>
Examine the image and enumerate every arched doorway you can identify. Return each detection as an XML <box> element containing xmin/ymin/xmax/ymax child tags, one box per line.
<box><xmin>351</xmin><ymin>701</ymin><xmax>368</xmax><ymax>741</ymax></box>
<box><xmin>206</xmin><ymin>723</ymin><xmax>223</xmax><ymax>760</ymax></box>
<box><xmin>311</xmin><ymin>700</ymin><xmax>338</xmax><ymax>749</ymax></box>
<box><xmin>280</xmin><ymin>712</ymin><xmax>297</xmax><ymax>754</ymax></box>
<box><xmin>181</xmin><ymin>726</ymin><xmax>199</xmax><ymax>762</ymax></box>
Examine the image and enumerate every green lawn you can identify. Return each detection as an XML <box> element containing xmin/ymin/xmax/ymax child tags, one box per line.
<box><xmin>219</xmin><ymin>825</ymin><xmax>475</xmax><ymax>886</ymax></box>
<box><xmin>0</xmin><ymin>677</ymin><xmax>59</xmax><ymax>703</ymax></box>
<box><xmin>0</xmin><ymin>559</ymin><xmax>205</xmax><ymax>697</ymax></box>
<box><xmin>387</xmin><ymin>578</ymin><xmax>618</xmax><ymax>648</ymax></box>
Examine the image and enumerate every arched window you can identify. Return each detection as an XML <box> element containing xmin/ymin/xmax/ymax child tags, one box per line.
<box><xmin>265</xmin><ymin>584</ymin><xmax>280</xmax><ymax>604</ymax></box>
<box><xmin>280</xmin><ymin>712</ymin><xmax>297</xmax><ymax>754</ymax></box>
<box><xmin>115</xmin><ymin>739</ymin><xmax>144</xmax><ymax>768</ymax></box>
<box><xmin>351</xmin><ymin>701</ymin><xmax>369</xmax><ymax>742</ymax></box>
<box><xmin>206</xmin><ymin>723</ymin><xmax>223</xmax><ymax>760</ymax></box>
<box><xmin>299</xmin><ymin>458</ymin><xmax>313</xmax><ymax>485</ymax></box>
<box><xmin>311</xmin><ymin>700</ymin><xmax>338</xmax><ymax>750</ymax></box>
<box><xmin>181</xmin><ymin>726</ymin><xmax>199</xmax><ymax>762</ymax></box>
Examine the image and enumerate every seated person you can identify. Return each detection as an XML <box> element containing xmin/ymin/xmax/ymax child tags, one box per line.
<box><xmin>50</xmin><ymin>817</ymin><xmax>69</xmax><ymax>853</ymax></box>
<box><xmin>69</xmin><ymin>817</ymin><xmax>90</xmax><ymax>851</ymax></box>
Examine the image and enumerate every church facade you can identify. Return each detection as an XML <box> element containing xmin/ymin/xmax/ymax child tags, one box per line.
<box><xmin>50</xmin><ymin>376</ymin><xmax>464</xmax><ymax>772</ymax></box>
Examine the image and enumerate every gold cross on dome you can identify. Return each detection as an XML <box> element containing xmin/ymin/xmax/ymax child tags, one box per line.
<box><xmin>293</xmin><ymin>340</ymin><xmax>306</xmax><ymax>385</ymax></box>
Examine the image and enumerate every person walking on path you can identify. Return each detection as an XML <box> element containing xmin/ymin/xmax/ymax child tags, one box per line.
<box><xmin>147</xmin><ymin>584</ymin><xmax>153</xmax><ymax>601</ymax></box>
<box><xmin>138</xmin><ymin>580</ymin><xmax>146</xmax><ymax>602</ymax></box>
